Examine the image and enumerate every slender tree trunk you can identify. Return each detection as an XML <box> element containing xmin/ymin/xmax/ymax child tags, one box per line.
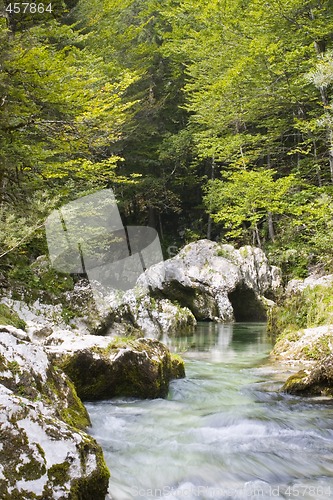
<box><xmin>207</xmin><ymin>157</ymin><xmax>215</xmax><ymax>240</ymax></box>
<box><xmin>267</xmin><ymin>211</ymin><xmax>275</xmax><ymax>242</ymax></box>
<box><xmin>254</xmin><ymin>224</ymin><xmax>261</xmax><ymax>247</ymax></box>
<box><xmin>158</xmin><ymin>213</ymin><xmax>164</xmax><ymax>241</ymax></box>
<box><xmin>148</xmin><ymin>207</ymin><xmax>156</xmax><ymax>228</ymax></box>
<box><xmin>313</xmin><ymin>138</ymin><xmax>322</xmax><ymax>187</ymax></box>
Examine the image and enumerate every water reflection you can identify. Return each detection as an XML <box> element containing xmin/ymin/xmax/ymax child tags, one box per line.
<box><xmin>166</xmin><ymin>322</ymin><xmax>270</xmax><ymax>365</ymax></box>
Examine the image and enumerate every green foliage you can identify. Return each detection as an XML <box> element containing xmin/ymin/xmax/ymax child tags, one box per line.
<box><xmin>1</xmin><ymin>0</ymin><xmax>333</xmax><ymax>286</ymax></box>
<box><xmin>8</xmin><ymin>259</ymin><xmax>73</xmax><ymax>301</ymax></box>
<box><xmin>268</xmin><ymin>284</ymin><xmax>333</xmax><ymax>336</ymax></box>
<box><xmin>204</xmin><ymin>169</ymin><xmax>296</xmax><ymax>242</ymax></box>
<box><xmin>0</xmin><ymin>304</ymin><xmax>26</xmax><ymax>330</ymax></box>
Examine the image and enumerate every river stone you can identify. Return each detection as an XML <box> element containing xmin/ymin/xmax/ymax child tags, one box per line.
<box><xmin>0</xmin><ymin>329</ymin><xmax>90</xmax><ymax>429</ymax></box>
<box><xmin>0</xmin><ymin>330</ymin><xmax>110</xmax><ymax>498</ymax></box>
<box><xmin>0</xmin><ymin>386</ymin><xmax>109</xmax><ymax>499</ymax></box>
<box><xmin>272</xmin><ymin>324</ymin><xmax>333</xmax><ymax>364</ymax></box>
<box><xmin>282</xmin><ymin>354</ymin><xmax>333</xmax><ymax>396</ymax></box>
<box><xmin>53</xmin><ymin>337</ymin><xmax>185</xmax><ymax>400</ymax></box>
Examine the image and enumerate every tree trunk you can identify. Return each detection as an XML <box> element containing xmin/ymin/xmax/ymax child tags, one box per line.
<box><xmin>267</xmin><ymin>211</ymin><xmax>275</xmax><ymax>242</ymax></box>
<box><xmin>158</xmin><ymin>213</ymin><xmax>164</xmax><ymax>241</ymax></box>
<box><xmin>206</xmin><ymin>157</ymin><xmax>215</xmax><ymax>240</ymax></box>
<box><xmin>148</xmin><ymin>206</ymin><xmax>156</xmax><ymax>228</ymax></box>
<box><xmin>253</xmin><ymin>223</ymin><xmax>261</xmax><ymax>247</ymax></box>
<box><xmin>313</xmin><ymin>138</ymin><xmax>322</xmax><ymax>187</ymax></box>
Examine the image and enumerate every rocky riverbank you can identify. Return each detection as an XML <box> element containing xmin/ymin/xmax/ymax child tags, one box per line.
<box><xmin>0</xmin><ymin>325</ymin><xmax>184</xmax><ymax>498</ymax></box>
<box><xmin>268</xmin><ymin>274</ymin><xmax>333</xmax><ymax>396</ymax></box>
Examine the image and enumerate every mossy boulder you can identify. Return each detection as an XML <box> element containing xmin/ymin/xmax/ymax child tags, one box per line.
<box><xmin>272</xmin><ymin>325</ymin><xmax>333</xmax><ymax>363</ymax></box>
<box><xmin>0</xmin><ymin>386</ymin><xmax>109</xmax><ymax>499</ymax></box>
<box><xmin>0</xmin><ymin>330</ymin><xmax>110</xmax><ymax>498</ymax></box>
<box><xmin>282</xmin><ymin>355</ymin><xmax>333</xmax><ymax>396</ymax></box>
<box><xmin>55</xmin><ymin>337</ymin><xmax>186</xmax><ymax>400</ymax></box>
<box><xmin>0</xmin><ymin>328</ymin><xmax>90</xmax><ymax>430</ymax></box>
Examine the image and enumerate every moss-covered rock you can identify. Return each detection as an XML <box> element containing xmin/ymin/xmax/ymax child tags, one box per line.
<box><xmin>56</xmin><ymin>337</ymin><xmax>185</xmax><ymax>400</ymax></box>
<box><xmin>272</xmin><ymin>325</ymin><xmax>333</xmax><ymax>363</ymax></box>
<box><xmin>0</xmin><ymin>329</ymin><xmax>110</xmax><ymax>498</ymax></box>
<box><xmin>170</xmin><ymin>354</ymin><xmax>186</xmax><ymax>379</ymax></box>
<box><xmin>0</xmin><ymin>329</ymin><xmax>90</xmax><ymax>430</ymax></box>
<box><xmin>0</xmin><ymin>387</ymin><xmax>110</xmax><ymax>499</ymax></box>
<box><xmin>282</xmin><ymin>355</ymin><xmax>333</xmax><ymax>396</ymax></box>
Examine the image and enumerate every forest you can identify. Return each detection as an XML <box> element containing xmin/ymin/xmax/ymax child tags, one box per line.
<box><xmin>2</xmin><ymin>2</ymin><xmax>333</xmax><ymax>498</ymax></box>
<box><xmin>1</xmin><ymin>0</ymin><xmax>333</xmax><ymax>283</ymax></box>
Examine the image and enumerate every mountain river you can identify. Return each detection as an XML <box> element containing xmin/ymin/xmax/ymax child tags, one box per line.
<box><xmin>86</xmin><ymin>322</ymin><xmax>333</xmax><ymax>500</ymax></box>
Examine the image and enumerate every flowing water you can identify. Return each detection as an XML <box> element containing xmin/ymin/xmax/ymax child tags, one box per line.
<box><xmin>86</xmin><ymin>323</ymin><xmax>333</xmax><ymax>500</ymax></box>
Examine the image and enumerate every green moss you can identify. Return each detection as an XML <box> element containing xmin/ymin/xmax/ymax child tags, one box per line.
<box><xmin>170</xmin><ymin>353</ymin><xmax>186</xmax><ymax>379</ymax></box>
<box><xmin>47</xmin><ymin>462</ymin><xmax>70</xmax><ymax>485</ymax></box>
<box><xmin>0</xmin><ymin>304</ymin><xmax>26</xmax><ymax>330</ymax></box>
<box><xmin>282</xmin><ymin>370</ymin><xmax>308</xmax><ymax>393</ymax></box>
<box><xmin>17</xmin><ymin>456</ymin><xmax>46</xmax><ymax>481</ymax></box>
<box><xmin>0</xmin><ymin>353</ymin><xmax>7</xmax><ymax>371</ymax></box>
<box><xmin>301</xmin><ymin>335</ymin><xmax>331</xmax><ymax>361</ymax></box>
<box><xmin>9</xmin><ymin>261</ymin><xmax>74</xmax><ymax>304</ymax></box>
<box><xmin>69</xmin><ymin>436</ymin><xmax>110</xmax><ymax>499</ymax></box>
<box><xmin>46</xmin><ymin>364</ymin><xmax>90</xmax><ymax>429</ymax></box>
<box><xmin>59</xmin><ymin>376</ymin><xmax>91</xmax><ymax>430</ymax></box>
<box><xmin>7</xmin><ymin>361</ymin><xmax>21</xmax><ymax>374</ymax></box>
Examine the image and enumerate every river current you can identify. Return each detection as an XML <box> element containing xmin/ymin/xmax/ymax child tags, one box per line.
<box><xmin>86</xmin><ymin>323</ymin><xmax>333</xmax><ymax>500</ymax></box>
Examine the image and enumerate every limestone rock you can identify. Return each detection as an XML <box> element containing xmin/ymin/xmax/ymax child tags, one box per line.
<box><xmin>2</xmin><ymin>241</ymin><xmax>280</xmax><ymax>339</ymax></box>
<box><xmin>0</xmin><ymin>329</ymin><xmax>90</xmax><ymax>429</ymax></box>
<box><xmin>0</xmin><ymin>386</ymin><xmax>109</xmax><ymax>499</ymax></box>
<box><xmin>286</xmin><ymin>274</ymin><xmax>333</xmax><ymax>295</ymax></box>
<box><xmin>0</xmin><ymin>330</ymin><xmax>110</xmax><ymax>498</ymax></box>
<box><xmin>282</xmin><ymin>354</ymin><xmax>333</xmax><ymax>396</ymax></box>
<box><xmin>52</xmin><ymin>337</ymin><xmax>185</xmax><ymax>400</ymax></box>
<box><xmin>272</xmin><ymin>325</ymin><xmax>333</xmax><ymax>364</ymax></box>
<box><xmin>138</xmin><ymin>240</ymin><xmax>281</xmax><ymax>322</ymax></box>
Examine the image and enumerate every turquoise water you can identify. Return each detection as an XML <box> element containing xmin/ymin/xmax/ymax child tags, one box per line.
<box><xmin>86</xmin><ymin>323</ymin><xmax>333</xmax><ymax>500</ymax></box>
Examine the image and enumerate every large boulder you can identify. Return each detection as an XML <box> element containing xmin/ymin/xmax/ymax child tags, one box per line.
<box><xmin>282</xmin><ymin>354</ymin><xmax>333</xmax><ymax>396</ymax></box>
<box><xmin>138</xmin><ymin>240</ymin><xmax>281</xmax><ymax>322</ymax></box>
<box><xmin>1</xmin><ymin>241</ymin><xmax>280</xmax><ymax>339</ymax></box>
<box><xmin>0</xmin><ymin>329</ymin><xmax>90</xmax><ymax>429</ymax></box>
<box><xmin>94</xmin><ymin>288</ymin><xmax>196</xmax><ymax>338</ymax></box>
<box><xmin>48</xmin><ymin>335</ymin><xmax>185</xmax><ymax>400</ymax></box>
<box><xmin>0</xmin><ymin>387</ymin><xmax>109</xmax><ymax>499</ymax></box>
<box><xmin>58</xmin><ymin>241</ymin><xmax>279</xmax><ymax>333</ymax></box>
<box><xmin>0</xmin><ymin>329</ymin><xmax>110</xmax><ymax>498</ymax></box>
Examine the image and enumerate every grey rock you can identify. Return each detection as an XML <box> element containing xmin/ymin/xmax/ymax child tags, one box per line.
<box><xmin>50</xmin><ymin>336</ymin><xmax>185</xmax><ymax>401</ymax></box>
<box><xmin>138</xmin><ymin>240</ymin><xmax>281</xmax><ymax>322</ymax></box>
<box><xmin>286</xmin><ymin>274</ymin><xmax>333</xmax><ymax>295</ymax></box>
<box><xmin>282</xmin><ymin>354</ymin><xmax>333</xmax><ymax>396</ymax></box>
<box><xmin>0</xmin><ymin>332</ymin><xmax>110</xmax><ymax>498</ymax></box>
